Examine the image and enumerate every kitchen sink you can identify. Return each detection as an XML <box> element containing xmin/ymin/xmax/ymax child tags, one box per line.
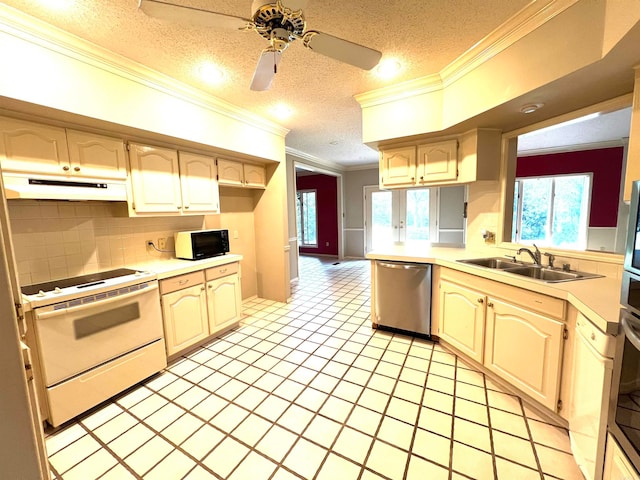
<box><xmin>457</xmin><ymin>257</ymin><xmax>603</xmax><ymax>283</ymax></box>
<box><xmin>457</xmin><ymin>257</ymin><xmax>523</xmax><ymax>269</ymax></box>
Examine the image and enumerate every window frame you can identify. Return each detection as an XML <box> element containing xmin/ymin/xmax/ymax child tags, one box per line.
<box><xmin>296</xmin><ymin>189</ymin><xmax>318</xmax><ymax>248</ymax></box>
<box><xmin>512</xmin><ymin>173</ymin><xmax>592</xmax><ymax>249</ymax></box>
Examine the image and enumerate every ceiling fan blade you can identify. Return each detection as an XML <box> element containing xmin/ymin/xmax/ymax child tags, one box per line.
<box><xmin>303</xmin><ymin>31</ymin><xmax>382</xmax><ymax>70</ymax></box>
<box><xmin>250</xmin><ymin>49</ymin><xmax>282</xmax><ymax>91</ymax></box>
<box><xmin>139</xmin><ymin>0</ymin><xmax>250</xmax><ymax>30</ymax></box>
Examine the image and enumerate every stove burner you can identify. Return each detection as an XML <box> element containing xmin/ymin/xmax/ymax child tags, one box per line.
<box><xmin>21</xmin><ymin>268</ymin><xmax>139</xmax><ymax>296</ymax></box>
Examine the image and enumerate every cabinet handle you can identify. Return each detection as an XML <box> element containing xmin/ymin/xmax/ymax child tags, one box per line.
<box><xmin>420</xmin><ymin>176</ymin><xmax>424</xmax><ymax>180</ymax></box>
<box><xmin>62</xmin><ymin>165</ymin><xmax>70</xmax><ymax>171</ymax></box>
<box><xmin>487</xmin><ymin>302</ymin><xmax>494</xmax><ymax>308</ymax></box>
<box><xmin>74</xmin><ymin>166</ymin><xmax>80</xmax><ymax>172</ymax></box>
<box><xmin>411</xmin><ymin>177</ymin><xmax>415</xmax><ymax>181</ymax></box>
<box><xmin>177</xmin><ymin>205</ymin><xmax>182</xmax><ymax>210</ymax></box>
<box><xmin>184</xmin><ymin>205</ymin><xmax>189</xmax><ymax>209</ymax></box>
<box><xmin>178</xmin><ymin>279</ymin><xmax>189</xmax><ymax>285</ymax></box>
<box><xmin>201</xmin><ymin>286</ymin><xmax>205</xmax><ymax>291</ymax></box>
<box><xmin>477</xmin><ymin>298</ymin><xmax>484</xmax><ymax>303</ymax></box>
<box><xmin>220</xmin><ymin>268</ymin><xmax>227</xmax><ymax>273</ymax></box>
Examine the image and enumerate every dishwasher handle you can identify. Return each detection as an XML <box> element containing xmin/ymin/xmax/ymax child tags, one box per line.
<box><xmin>377</xmin><ymin>261</ymin><xmax>427</xmax><ymax>270</ymax></box>
<box><xmin>622</xmin><ymin>311</ymin><xmax>640</xmax><ymax>353</ymax></box>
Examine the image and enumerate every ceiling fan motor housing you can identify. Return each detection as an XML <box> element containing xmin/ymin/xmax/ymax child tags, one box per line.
<box><xmin>251</xmin><ymin>0</ymin><xmax>306</xmax><ymax>43</ymax></box>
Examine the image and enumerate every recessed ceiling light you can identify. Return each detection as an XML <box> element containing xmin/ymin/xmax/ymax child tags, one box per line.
<box><xmin>375</xmin><ymin>58</ymin><xmax>402</xmax><ymax>80</ymax></box>
<box><xmin>270</xmin><ymin>103</ymin><xmax>293</xmax><ymax>120</ymax></box>
<box><xmin>520</xmin><ymin>103</ymin><xmax>544</xmax><ymax>114</ymax></box>
<box><xmin>198</xmin><ymin>62</ymin><xmax>225</xmax><ymax>85</ymax></box>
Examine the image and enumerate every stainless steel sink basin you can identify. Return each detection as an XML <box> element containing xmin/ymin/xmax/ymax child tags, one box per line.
<box><xmin>458</xmin><ymin>257</ymin><xmax>522</xmax><ymax>269</ymax></box>
<box><xmin>458</xmin><ymin>257</ymin><xmax>603</xmax><ymax>283</ymax></box>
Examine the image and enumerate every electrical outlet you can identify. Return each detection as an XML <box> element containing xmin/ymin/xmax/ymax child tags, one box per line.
<box><xmin>146</xmin><ymin>239</ymin><xmax>153</xmax><ymax>248</ymax></box>
<box><xmin>157</xmin><ymin>237</ymin><xmax>167</xmax><ymax>250</ymax></box>
<box><xmin>325</xmin><ymin>242</ymin><xmax>329</xmax><ymax>247</ymax></box>
<box><xmin>233</xmin><ymin>230</ymin><xmax>239</xmax><ymax>239</ymax></box>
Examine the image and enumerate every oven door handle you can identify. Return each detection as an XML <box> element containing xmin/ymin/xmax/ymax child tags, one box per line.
<box><xmin>35</xmin><ymin>282</ymin><xmax>158</xmax><ymax>320</ymax></box>
<box><xmin>622</xmin><ymin>311</ymin><xmax>640</xmax><ymax>352</ymax></box>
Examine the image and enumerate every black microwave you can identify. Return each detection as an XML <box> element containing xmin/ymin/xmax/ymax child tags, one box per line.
<box><xmin>174</xmin><ymin>229</ymin><xmax>229</xmax><ymax>260</ymax></box>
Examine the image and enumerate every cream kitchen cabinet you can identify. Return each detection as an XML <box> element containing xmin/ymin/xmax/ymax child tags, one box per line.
<box><xmin>128</xmin><ymin>144</ymin><xmax>219</xmax><ymax>215</ymax></box>
<box><xmin>160</xmin><ymin>262</ymin><xmax>242</xmax><ymax>356</ymax></box>
<box><xmin>160</xmin><ymin>272</ymin><xmax>209</xmax><ymax>357</ymax></box>
<box><xmin>379</xmin><ymin>128</ymin><xmax>501</xmax><ymax>189</ymax></box>
<box><xmin>484</xmin><ymin>297</ymin><xmax>565</xmax><ymax>411</ymax></box>
<box><xmin>604</xmin><ymin>434</ymin><xmax>640</xmax><ymax>480</ymax></box>
<box><xmin>206</xmin><ymin>263</ymin><xmax>242</xmax><ymax>335</ymax></box>
<box><xmin>217</xmin><ymin>158</ymin><xmax>266</xmax><ymax>188</ymax></box>
<box><xmin>0</xmin><ymin>117</ymin><xmax>126</xmax><ymax>179</ymax></box>
<box><xmin>380</xmin><ymin>140</ymin><xmax>458</xmax><ymax>189</ymax></box>
<box><xmin>435</xmin><ymin>267</ymin><xmax>566</xmax><ymax>413</ymax></box>
<box><xmin>438</xmin><ymin>280</ymin><xmax>486</xmax><ymax>363</ymax></box>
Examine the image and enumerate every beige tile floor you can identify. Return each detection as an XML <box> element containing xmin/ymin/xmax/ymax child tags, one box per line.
<box><xmin>45</xmin><ymin>256</ymin><xmax>584</xmax><ymax>479</ymax></box>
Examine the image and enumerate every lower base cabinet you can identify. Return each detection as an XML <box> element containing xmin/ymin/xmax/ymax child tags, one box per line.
<box><xmin>604</xmin><ymin>434</ymin><xmax>640</xmax><ymax>480</ymax></box>
<box><xmin>436</xmin><ymin>268</ymin><xmax>566</xmax><ymax>413</ymax></box>
<box><xmin>484</xmin><ymin>298</ymin><xmax>564</xmax><ymax>411</ymax></box>
<box><xmin>161</xmin><ymin>262</ymin><xmax>242</xmax><ymax>357</ymax></box>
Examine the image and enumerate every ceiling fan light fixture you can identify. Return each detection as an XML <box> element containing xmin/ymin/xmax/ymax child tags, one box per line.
<box><xmin>520</xmin><ymin>103</ymin><xmax>544</xmax><ymax>114</ymax></box>
<box><xmin>375</xmin><ymin>58</ymin><xmax>402</xmax><ymax>80</ymax></box>
<box><xmin>198</xmin><ymin>62</ymin><xmax>226</xmax><ymax>85</ymax></box>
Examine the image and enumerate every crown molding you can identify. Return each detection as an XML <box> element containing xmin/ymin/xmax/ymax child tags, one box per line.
<box><xmin>354</xmin><ymin>74</ymin><xmax>443</xmax><ymax>109</ymax></box>
<box><xmin>517</xmin><ymin>139</ymin><xmax>627</xmax><ymax>157</ymax></box>
<box><xmin>441</xmin><ymin>0</ymin><xmax>578</xmax><ymax>87</ymax></box>
<box><xmin>286</xmin><ymin>147</ymin><xmax>345</xmax><ymax>173</ymax></box>
<box><xmin>355</xmin><ymin>0</ymin><xmax>579</xmax><ymax>110</ymax></box>
<box><xmin>344</xmin><ymin>163</ymin><xmax>378</xmax><ymax>172</ymax></box>
<box><xmin>0</xmin><ymin>4</ymin><xmax>289</xmax><ymax>138</ymax></box>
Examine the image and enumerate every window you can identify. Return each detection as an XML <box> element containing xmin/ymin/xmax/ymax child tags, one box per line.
<box><xmin>365</xmin><ymin>185</ymin><xmax>466</xmax><ymax>252</ymax></box>
<box><xmin>512</xmin><ymin>174</ymin><xmax>591</xmax><ymax>250</ymax></box>
<box><xmin>296</xmin><ymin>189</ymin><xmax>317</xmax><ymax>247</ymax></box>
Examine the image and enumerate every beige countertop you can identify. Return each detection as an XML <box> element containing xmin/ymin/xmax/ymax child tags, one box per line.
<box><xmin>366</xmin><ymin>244</ymin><xmax>621</xmax><ymax>335</ymax></box>
<box><xmin>130</xmin><ymin>253</ymin><xmax>243</xmax><ymax>280</ymax></box>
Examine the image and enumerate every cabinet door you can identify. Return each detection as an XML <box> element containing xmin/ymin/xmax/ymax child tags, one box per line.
<box><xmin>379</xmin><ymin>147</ymin><xmax>417</xmax><ymax>188</ymax></box>
<box><xmin>416</xmin><ymin>140</ymin><xmax>458</xmax><ymax>184</ymax></box>
<box><xmin>217</xmin><ymin>158</ymin><xmax>245</xmax><ymax>187</ymax></box>
<box><xmin>129</xmin><ymin>143</ymin><xmax>182</xmax><ymax>214</ymax></box>
<box><xmin>604</xmin><ymin>434</ymin><xmax>640</xmax><ymax>480</ymax></box>
<box><xmin>207</xmin><ymin>274</ymin><xmax>242</xmax><ymax>334</ymax></box>
<box><xmin>179</xmin><ymin>152</ymin><xmax>220</xmax><ymax>213</ymax></box>
<box><xmin>0</xmin><ymin>117</ymin><xmax>70</xmax><ymax>175</ymax></box>
<box><xmin>243</xmin><ymin>163</ymin><xmax>266</xmax><ymax>188</ymax></box>
<box><xmin>484</xmin><ymin>298</ymin><xmax>564</xmax><ymax>411</ymax></box>
<box><xmin>162</xmin><ymin>284</ymin><xmax>209</xmax><ymax>356</ymax></box>
<box><xmin>439</xmin><ymin>280</ymin><xmax>485</xmax><ymax>363</ymax></box>
<box><xmin>66</xmin><ymin>130</ymin><xmax>127</xmax><ymax>180</ymax></box>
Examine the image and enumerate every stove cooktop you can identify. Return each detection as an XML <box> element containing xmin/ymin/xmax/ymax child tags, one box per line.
<box><xmin>21</xmin><ymin>268</ymin><xmax>140</xmax><ymax>296</ymax></box>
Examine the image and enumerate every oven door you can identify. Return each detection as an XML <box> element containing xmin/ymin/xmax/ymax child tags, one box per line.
<box><xmin>33</xmin><ymin>281</ymin><xmax>163</xmax><ymax>386</ymax></box>
<box><xmin>609</xmin><ymin>308</ymin><xmax>640</xmax><ymax>474</ymax></box>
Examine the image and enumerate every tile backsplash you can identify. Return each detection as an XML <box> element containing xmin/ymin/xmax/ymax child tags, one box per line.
<box><xmin>8</xmin><ymin>200</ymin><xmax>205</xmax><ymax>285</ymax></box>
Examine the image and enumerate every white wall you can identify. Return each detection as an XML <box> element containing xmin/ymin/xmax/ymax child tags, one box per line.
<box><xmin>344</xmin><ymin>167</ymin><xmax>379</xmax><ymax>258</ymax></box>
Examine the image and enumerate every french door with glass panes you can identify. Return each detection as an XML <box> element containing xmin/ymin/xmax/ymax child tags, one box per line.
<box><xmin>364</xmin><ymin>185</ymin><xmax>466</xmax><ymax>253</ymax></box>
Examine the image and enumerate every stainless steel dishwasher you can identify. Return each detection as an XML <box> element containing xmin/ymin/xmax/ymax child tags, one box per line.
<box><xmin>373</xmin><ymin>261</ymin><xmax>432</xmax><ymax>336</ymax></box>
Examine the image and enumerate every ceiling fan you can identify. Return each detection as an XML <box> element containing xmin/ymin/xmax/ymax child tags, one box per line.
<box><xmin>138</xmin><ymin>0</ymin><xmax>383</xmax><ymax>91</ymax></box>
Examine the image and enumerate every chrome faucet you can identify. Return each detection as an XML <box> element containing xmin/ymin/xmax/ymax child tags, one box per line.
<box><xmin>517</xmin><ymin>244</ymin><xmax>542</xmax><ymax>265</ymax></box>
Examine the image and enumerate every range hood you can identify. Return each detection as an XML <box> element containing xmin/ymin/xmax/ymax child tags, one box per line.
<box><xmin>2</xmin><ymin>172</ymin><xmax>128</xmax><ymax>201</ymax></box>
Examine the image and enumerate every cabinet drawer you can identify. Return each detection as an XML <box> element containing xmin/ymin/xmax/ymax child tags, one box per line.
<box><xmin>206</xmin><ymin>262</ymin><xmax>239</xmax><ymax>281</ymax></box>
<box><xmin>160</xmin><ymin>271</ymin><xmax>205</xmax><ymax>295</ymax></box>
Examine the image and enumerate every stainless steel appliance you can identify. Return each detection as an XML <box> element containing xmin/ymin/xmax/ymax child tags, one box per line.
<box><xmin>373</xmin><ymin>261</ymin><xmax>431</xmax><ymax>336</ymax></box>
<box><xmin>22</xmin><ymin>268</ymin><xmax>166</xmax><ymax>427</ymax></box>
<box><xmin>175</xmin><ymin>228</ymin><xmax>229</xmax><ymax>260</ymax></box>
<box><xmin>610</xmin><ymin>179</ymin><xmax>640</xmax><ymax>474</ymax></box>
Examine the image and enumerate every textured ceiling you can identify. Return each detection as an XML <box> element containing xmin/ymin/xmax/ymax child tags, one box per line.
<box><xmin>0</xmin><ymin>0</ymin><xmax>533</xmax><ymax>167</ymax></box>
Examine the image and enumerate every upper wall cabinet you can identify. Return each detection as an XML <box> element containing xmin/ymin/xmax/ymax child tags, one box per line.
<box><xmin>0</xmin><ymin>117</ymin><xmax>126</xmax><ymax>180</ymax></box>
<box><xmin>379</xmin><ymin>129</ymin><xmax>501</xmax><ymax>189</ymax></box>
<box><xmin>217</xmin><ymin>158</ymin><xmax>266</xmax><ymax>189</ymax></box>
<box><xmin>128</xmin><ymin>143</ymin><xmax>219</xmax><ymax>216</ymax></box>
